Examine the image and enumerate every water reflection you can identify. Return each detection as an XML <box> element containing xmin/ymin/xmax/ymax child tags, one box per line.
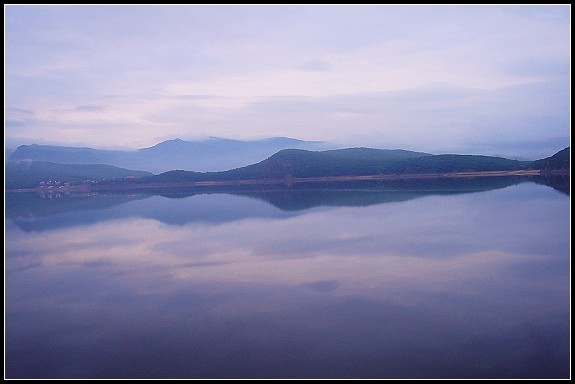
<box><xmin>5</xmin><ymin>179</ymin><xmax>570</xmax><ymax>378</ymax></box>
<box><xmin>6</xmin><ymin>176</ymin><xmax>564</xmax><ymax>232</ymax></box>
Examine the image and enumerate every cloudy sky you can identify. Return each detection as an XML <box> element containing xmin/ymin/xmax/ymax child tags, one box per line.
<box><xmin>4</xmin><ymin>5</ymin><xmax>571</xmax><ymax>158</ymax></box>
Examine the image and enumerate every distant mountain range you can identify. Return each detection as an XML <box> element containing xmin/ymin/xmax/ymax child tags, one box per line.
<box><xmin>5</xmin><ymin>136</ymin><xmax>569</xmax><ymax>191</ymax></box>
<box><xmin>8</xmin><ymin>137</ymin><xmax>328</xmax><ymax>173</ymax></box>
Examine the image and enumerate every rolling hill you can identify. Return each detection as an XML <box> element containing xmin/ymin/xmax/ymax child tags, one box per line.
<box><xmin>6</xmin><ymin>145</ymin><xmax>569</xmax><ymax>190</ymax></box>
<box><xmin>530</xmin><ymin>147</ymin><xmax>570</xmax><ymax>171</ymax></box>
<box><xmin>143</xmin><ymin>147</ymin><xmax>431</xmax><ymax>183</ymax></box>
<box><xmin>138</xmin><ymin>147</ymin><xmax>535</xmax><ymax>184</ymax></box>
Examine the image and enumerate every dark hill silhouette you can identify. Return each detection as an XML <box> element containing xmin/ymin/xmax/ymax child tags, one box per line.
<box><xmin>530</xmin><ymin>147</ymin><xmax>570</xmax><ymax>171</ymax></box>
<box><xmin>138</xmin><ymin>147</ymin><xmax>536</xmax><ymax>184</ymax></box>
<box><xmin>6</xmin><ymin>144</ymin><xmax>569</xmax><ymax>190</ymax></box>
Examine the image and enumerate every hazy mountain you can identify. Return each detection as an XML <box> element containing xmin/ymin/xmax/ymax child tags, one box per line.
<box><xmin>7</xmin><ymin>144</ymin><xmax>568</xmax><ymax>190</ymax></box>
<box><xmin>8</xmin><ymin>137</ymin><xmax>328</xmax><ymax>173</ymax></box>
<box><xmin>6</xmin><ymin>160</ymin><xmax>153</xmax><ymax>189</ymax></box>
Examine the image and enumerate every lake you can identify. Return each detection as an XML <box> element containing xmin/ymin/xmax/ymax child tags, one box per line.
<box><xmin>5</xmin><ymin>176</ymin><xmax>570</xmax><ymax>379</ymax></box>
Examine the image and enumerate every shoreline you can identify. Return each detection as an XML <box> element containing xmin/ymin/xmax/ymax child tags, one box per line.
<box><xmin>6</xmin><ymin>169</ymin><xmax>561</xmax><ymax>193</ymax></box>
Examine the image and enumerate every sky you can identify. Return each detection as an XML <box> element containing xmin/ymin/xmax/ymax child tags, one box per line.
<box><xmin>4</xmin><ymin>5</ymin><xmax>571</xmax><ymax>158</ymax></box>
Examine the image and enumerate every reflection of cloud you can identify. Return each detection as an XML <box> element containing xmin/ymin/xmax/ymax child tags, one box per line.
<box><xmin>5</xmin><ymin>183</ymin><xmax>570</xmax><ymax>378</ymax></box>
<box><xmin>6</xmin><ymin>184</ymin><xmax>569</xmax><ymax>307</ymax></box>
<box><xmin>303</xmin><ymin>280</ymin><xmax>340</xmax><ymax>293</ymax></box>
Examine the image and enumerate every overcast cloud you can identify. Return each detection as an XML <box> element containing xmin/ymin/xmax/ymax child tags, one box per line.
<box><xmin>4</xmin><ymin>5</ymin><xmax>570</xmax><ymax>158</ymax></box>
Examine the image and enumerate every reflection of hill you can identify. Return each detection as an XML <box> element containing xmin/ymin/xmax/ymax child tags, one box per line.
<box><xmin>227</xmin><ymin>176</ymin><xmax>535</xmax><ymax>211</ymax></box>
<box><xmin>6</xmin><ymin>191</ymin><xmax>295</xmax><ymax>232</ymax></box>
<box><xmin>6</xmin><ymin>192</ymin><xmax>148</xmax><ymax>219</ymax></box>
<box><xmin>6</xmin><ymin>176</ymin><xmax>552</xmax><ymax>232</ymax></box>
<box><xmin>6</xmin><ymin>193</ymin><xmax>150</xmax><ymax>232</ymax></box>
<box><xmin>531</xmin><ymin>174</ymin><xmax>570</xmax><ymax>195</ymax></box>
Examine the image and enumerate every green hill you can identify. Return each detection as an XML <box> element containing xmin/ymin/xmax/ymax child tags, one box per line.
<box><xmin>219</xmin><ymin>149</ymin><xmax>528</xmax><ymax>180</ymax></box>
<box><xmin>379</xmin><ymin>154</ymin><xmax>529</xmax><ymax>174</ymax></box>
<box><xmin>138</xmin><ymin>147</ymin><xmax>536</xmax><ymax>184</ymax></box>
<box><xmin>13</xmin><ymin>146</ymin><xmax>567</xmax><ymax>190</ymax></box>
<box><xmin>141</xmin><ymin>148</ymin><xmax>431</xmax><ymax>183</ymax></box>
<box><xmin>216</xmin><ymin>147</ymin><xmax>568</xmax><ymax>179</ymax></box>
<box><xmin>217</xmin><ymin>148</ymin><xmax>425</xmax><ymax>179</ymax></box>
<box><xmin>530</xmin><ymin>147</ymin><xmax>569</xmax><ymax>171</ymax></box>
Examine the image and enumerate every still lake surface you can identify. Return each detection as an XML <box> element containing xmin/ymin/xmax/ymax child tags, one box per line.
<box><xmin>5</xmin><ymin>177</ymin><xmax>570</xmax><ymax>379</ymax></box>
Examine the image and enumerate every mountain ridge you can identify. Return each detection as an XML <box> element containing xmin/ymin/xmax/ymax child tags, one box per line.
<box><xmin>119</xmin><ymin>146</ymin><xmax>568</xmax><ymax>187</ymax></box>
<box><xmin>6</xmin><ymin>142</ymin><xmax>569</xmax><ymax>191</ymax></box>
<box><xmin>8</xmin><ymin>137</ymin><xmax>328</xmax><ymax>173</ymax></box>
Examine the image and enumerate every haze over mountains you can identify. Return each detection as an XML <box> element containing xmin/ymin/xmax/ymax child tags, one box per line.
<box><xmin>8</xmin><ymin>137</ymin><xmax>329</xmax><ymax>174</ymax></box>
<box><xmin>6</xmin><ymin>136</ymin><xmax>570</xmax><ymax>191</ymax></box>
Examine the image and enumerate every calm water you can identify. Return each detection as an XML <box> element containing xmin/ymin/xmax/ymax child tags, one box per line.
<box><xmin>5</xmin><ymin>178</ymin><xmax>570</xmax><ymax>378</ymax></box>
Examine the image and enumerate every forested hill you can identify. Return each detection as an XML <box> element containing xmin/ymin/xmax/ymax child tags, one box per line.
<box><xmin>144</xmin><ymin>148</ymin><xmax>425</xmax><ymax>183</ymax></box>
<box><xmin>142</xmin><ymin>147</ymin><xmax>534</xmax><ymax>184</ymax></box>
<box><xmin>530</xmin><ymin>147</ymin><xmax>570</xmax><ymax>171</ymax></box>
<box><xmin>7</xmin><ymin>146</ymin><xmax>569</xmax><ymax>190</ymax></box>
